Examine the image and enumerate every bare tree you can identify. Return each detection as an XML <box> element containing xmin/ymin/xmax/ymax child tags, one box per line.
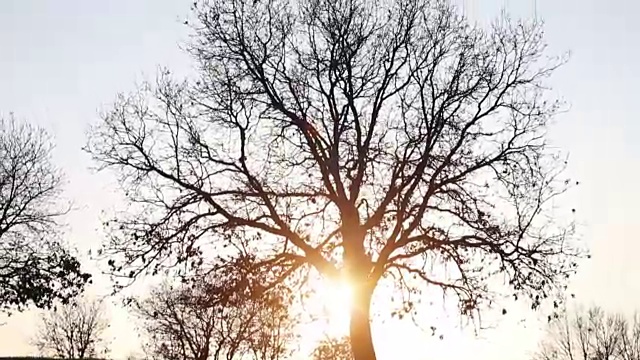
<box><xmin>619</xmin><ymin>314</ymin><xmax>640</xmax><ymax>360</ymax></box>
<box><xmin>312</xmin><ymin>336</ymin><xmax>354</xmax><ymax>360</ymax></box>
<box><xmin>533</xmin><ymin>306</ymin><xmax>640</xmax><ymax>360</ymax></box>
<box><xmin>246</xmin><ymin>296</ymin><xmax>297</xmax><ymax>360</ymax></box>
<box><xmin>135</xmin><ymin>282</ymin><xmax>216</xmax><ymax>360</ymax></box>
<box><xmin>134</xmin><ymin>268</ymin><xmax>297</xmax><ymax>360</ymax></box>
<box><xmin>33</xmin><ymin>296</ymin><xmax>109</xmax><ymax>359</ymax></box>
<box><xmin>86</xmin><ymin>0</ymin><xmax>581</xmax><ymax>359</ymax></box>
<box><xmin>0</xmin><ymin>116</ymin><xmax>90</xmax><ymax>311</ymax></box>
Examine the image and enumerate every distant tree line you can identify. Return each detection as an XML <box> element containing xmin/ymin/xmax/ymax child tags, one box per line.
<box><xmin>31</xmin><ymin>286</ymin><xmax>347</xmax><ymax>360</ymax></box>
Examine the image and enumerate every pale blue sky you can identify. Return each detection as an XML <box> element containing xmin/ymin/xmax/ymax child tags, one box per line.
<box><xmin>1</xmin><ymin>0</ymin><xmax>639</xmax><ymax>359</ymax></box>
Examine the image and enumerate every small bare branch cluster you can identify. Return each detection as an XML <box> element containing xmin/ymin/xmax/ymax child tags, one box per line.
<box><xmin>312</xmin><ymin>336</ymin><xmax>354</xmax><ymax>360</ymax></box>
<box><xmin>33</xmin><ymin>297</ymin><xmax>109</xmax><ymax>359</ymax></box>
<box><xmin>536</xmin><ymin>307</ymin><xmax>640</xmax><ymax>360</ymax></box>
<box><xmin>0</xmin><ymin>116</ymin><xmax>90</xmax><ymax>311</ymax></box>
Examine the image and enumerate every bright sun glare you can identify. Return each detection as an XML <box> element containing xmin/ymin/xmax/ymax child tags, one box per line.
<box><xmin>314</xmin><ymin>278</ymin><xmax>354</xmax><ymax>337</ymax></box>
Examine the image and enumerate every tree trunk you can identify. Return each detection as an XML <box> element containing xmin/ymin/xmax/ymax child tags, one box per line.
<box><xmin>349</xmin><ymin>284</ymin><xmax>376</xmax><ymax>360</ymax></box>
<box><xmin>342</xmin><ymin>211</ymin><xmax>376</xmax><ymax>360</ymax></box>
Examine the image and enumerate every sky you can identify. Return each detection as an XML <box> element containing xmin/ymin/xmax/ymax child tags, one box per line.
<box><xmin>1</xmin><ymin>0</ymin><xmax>639</xmax><ymax>359</ymax></box>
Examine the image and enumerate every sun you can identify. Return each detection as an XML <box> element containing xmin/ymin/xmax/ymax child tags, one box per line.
<box><xmin>313</xmin><ymin>277</ymin><xmax>354</xmax><ymax>337</ymax></box>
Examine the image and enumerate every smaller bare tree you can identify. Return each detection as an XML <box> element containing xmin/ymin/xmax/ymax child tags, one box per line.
<box><xmin>134</xmin><ymin>269</ymin><xmax>298</xmax><ymax>360</ymax></box>
<box><xmin>534</xmin><ymin>306</ymin><xmax>640</xmax><ymax>360</ymax></box>
<box><xmin>135</xmin><ymin>281</ymin><xmax>217</xmax><ymax>360</ymax></box>
<box><xmin>0</xmin><ymin>115</ymin><xmax>90</xmax><ymax>311</ymax></box>
<box><xmin>33</xmin><ymin>296</ymin><xmax>109</xmax><ymax>359</ymax></box>
<box><xmin>312</xmin><ymin>336</ymin><xmax>354</xmax><ymax>360</ymax></box>
<box><xmin>244</xmin><ymin>295</ymin><xmax>296</xmax><ymax>360</ymax></box>
<box><xmin>619</xmin><ymin>314</ymin><xmax>640</xmax><ymax>360</ymax></box>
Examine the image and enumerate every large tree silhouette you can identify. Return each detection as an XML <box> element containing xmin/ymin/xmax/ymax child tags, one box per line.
<box><xmin>0</xmin><ymin>116</ymin><xmax>89</xmax><ymax>311</ymax></box>
<box><xmin>87</xmin><ymin>0</ymin><xmax>580</xmax><ymax>358</ymax></box>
